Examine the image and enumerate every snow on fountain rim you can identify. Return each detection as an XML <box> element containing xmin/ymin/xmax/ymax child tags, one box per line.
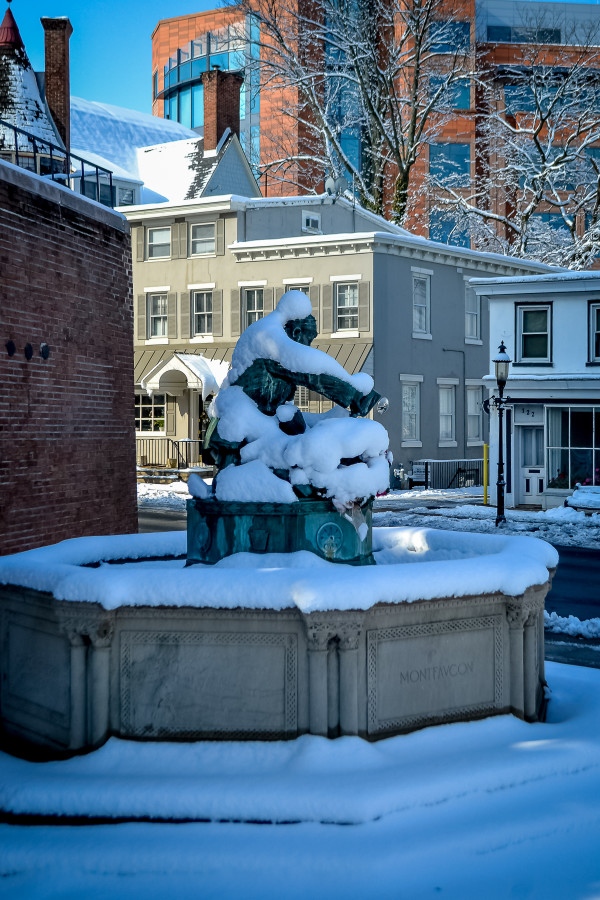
<box><xmin>0</xmin><ymin>527</ymin><xmax>557</xmax><ymax>613</ymax></box>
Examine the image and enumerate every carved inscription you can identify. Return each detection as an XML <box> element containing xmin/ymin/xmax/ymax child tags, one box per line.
<box><xmin>367</xmin><ymin>616</ymin><xmax>503</xmax><ymax>734</ymax></box>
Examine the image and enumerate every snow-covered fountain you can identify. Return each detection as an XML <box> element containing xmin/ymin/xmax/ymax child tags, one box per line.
<box><xmin>0</xmin><ymin>293</ymin><xmax>557</xmax><ymax>757</ymax></box>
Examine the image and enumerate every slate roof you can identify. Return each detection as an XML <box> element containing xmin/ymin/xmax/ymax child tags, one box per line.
<box><xmin>0</xmin><ymin>4</ymin><xmax>64</xmax><ymax>151</ymax></box>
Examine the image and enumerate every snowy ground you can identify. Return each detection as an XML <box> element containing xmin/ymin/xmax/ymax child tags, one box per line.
<box><xmin>1</xmin><ymin>661</ymin><xmax>600</xmax><ymax>899</ymax></box>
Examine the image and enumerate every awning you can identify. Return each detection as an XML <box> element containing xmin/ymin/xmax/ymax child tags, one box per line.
<box><xmin>139</xmin><ymin>352</ymin><xmax>229</xmax><ymax>399</ymax></box>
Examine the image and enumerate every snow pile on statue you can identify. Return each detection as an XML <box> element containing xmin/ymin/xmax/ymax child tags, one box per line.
<box><xmin>189</xmin><ymin>291</ymin><xmax>391</xmax><ymax>511</ymax></box>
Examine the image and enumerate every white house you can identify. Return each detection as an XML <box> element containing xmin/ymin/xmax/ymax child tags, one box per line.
<box><xmin>471</xmin><ymin>271</ymin><xmax>600</xmax><ymax>509</ymax></box>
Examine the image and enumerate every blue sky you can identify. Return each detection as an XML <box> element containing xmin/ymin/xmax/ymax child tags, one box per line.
<box><xmin>11</xmin><ymin>0</ymin><xmax>600</xmax><ymax>116</ymax></box>
<box><xmin>14</xmin><ymin>0</ymin><xmax>220</xmax><ymax>114</ymax></box>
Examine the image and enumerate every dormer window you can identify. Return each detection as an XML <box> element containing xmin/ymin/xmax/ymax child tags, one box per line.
<box><xmin>302</xmin><ymin>210</ymin><xmax>321</xmax><ymax>234</ymax></box>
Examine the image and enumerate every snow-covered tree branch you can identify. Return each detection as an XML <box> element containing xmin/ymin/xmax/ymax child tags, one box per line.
<box><xmin>228</xmin><ymin>0</ymin><xmax>473</xmax><ymax>222</ymax></box>
<box><xmin>428</xmin><ymin>14</ymin><xmax>600</xmax><ymax>268</ymax></box>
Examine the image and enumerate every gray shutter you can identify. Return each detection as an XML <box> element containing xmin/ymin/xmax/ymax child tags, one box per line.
<box><xmin>175</xmin><ymin>220</ymin><xmax>187</xmax><ymax>259</ymax></box>
<box><xmin>309</xmin><ymin>285</ymin><xmax>320</xmax><ymax>332</ymax></box>
<box><xmin>231</xmin><ymin>288</ymin><xmax>241</xmax><ymax>337</ymax></box>
<box><xmin>322</xmin><ymin>284</ymin><xmax>333</xmax><ymax>334</ymax></box>
<box><xmin>135</xmin><ymin>226</ymin><xmax>144</xmax><ymax>262</ymax></box>
<box><xmin>167</xmin><ymin>292</ymin><xmax>177</xmax><ymax>339</ymax></box>
<box><xmin>358</xmin><ymin>281</ymin><xmax>370</xmax><ymax>332</ymax></box>
<box><xmin>308</xmin><ymin>389</ymin><xmax>320</xmax><ymax>413</ymax></box>
<box><xmin>180</xmin><ymin>291</ymin><xmax>191</xmax><ymax>339</ymax></box>
<box><xmin>212</xmin><ymin>290</ymin><xmax>223</xmax><ymax>336</ymax></box>
<box><xmin>275</xmin><ymin>287</ymin><xmax>284</xmax><ymax>304</ymax></box>
<box><xmin>263</xmin><ymin>287</ymin><xmax>274</xmax><ymax>314</ymax></box>
<box><xmin>166</xmin><ymin>396</ymin><xmax>176</xmax><ymax>435</ymax></box>
<box><xmin>136</xmin><ymin>294</ymin><xmax>146</xmax><ymax>341</ymax></box>
<box><xmin>216</xmin><ymin>218</ymin><xmax>225</xmax><ymax>255</ymax></box>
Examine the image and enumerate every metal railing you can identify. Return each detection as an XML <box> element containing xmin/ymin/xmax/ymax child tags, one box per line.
<box><xmin>413</xmin><ymin>458</ymin><xmax>485</xmax><ymax>490</ymax></box>
<box><xmin>0</xmin><ymin>118</ymin><xmax>115</xmax><ymax>207</ymax></box>
<box><xmin>136</xmin><ymin>438</ymin><xmax>205</xmax><ymax>469</ymax></box>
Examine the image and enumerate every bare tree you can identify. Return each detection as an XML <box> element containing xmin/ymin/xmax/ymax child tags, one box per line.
<box><xmin>230</xmin><ymin>0</ymin><xmax>473</xmax><ymax>222</ymax></box>
<box><xmin>428</xmin><ymin>15</ymin><xmax>600</xmax><ymax>268</ymax></box>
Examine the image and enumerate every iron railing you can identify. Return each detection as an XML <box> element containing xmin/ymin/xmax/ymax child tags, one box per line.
<box><xmin>0</xmin><ymin>118</ymin><xmax>115</xmax><ymax>207</ymax></box>
<box><xmin>136</xmin><ymin>438</ymin><xmax>205</xmax><ymax>469</ymax></box>
<box><xmin>413</xmin><ymin>458</ymin><xmax>485</xmax><ymax>490</ymax></box>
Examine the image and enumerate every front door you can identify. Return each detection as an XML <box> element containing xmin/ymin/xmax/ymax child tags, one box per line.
<box><xmin>519</xmin><ymin>426</ymin><xmax>545</xmax><ymax>506</ymax></box>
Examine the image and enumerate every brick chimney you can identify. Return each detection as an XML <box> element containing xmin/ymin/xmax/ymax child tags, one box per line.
<box><xmin>201</xmin><ymin>68</ymin><xmax>243</xmax><ymax>151</ymax></box>
<box><xmin>40</xmin><ymin>17</ymin><xmax>73</xmax><ymax>152</ymax></box>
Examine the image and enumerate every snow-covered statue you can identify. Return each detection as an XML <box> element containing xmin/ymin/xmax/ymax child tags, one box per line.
<box><xmin>187</xmin><ymin>291</ymin><xmax>390</xmax><ymax>565</ymax></box>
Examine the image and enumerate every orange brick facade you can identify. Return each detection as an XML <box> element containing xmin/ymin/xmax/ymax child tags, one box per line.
<box><xmin>0</xmin><ymin>164</ymin><xmax>138</xmax><ymax>556</ymax></box>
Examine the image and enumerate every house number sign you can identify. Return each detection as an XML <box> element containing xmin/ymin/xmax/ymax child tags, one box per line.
<box><xmin>514</xmin><ymin>405</ymin><xmax>543</xmax><ymax>425</ymax></box>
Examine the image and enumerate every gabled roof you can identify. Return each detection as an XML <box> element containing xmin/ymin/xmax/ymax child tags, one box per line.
<box><xmin>136</xmin><ymin>129</ymin><xmax>260</xmax><ymax>204</ymax></box>
<box><xmin>0</xmin><ymin>4</ymin><xmax>64</xmax><ymax>150</ymax></box>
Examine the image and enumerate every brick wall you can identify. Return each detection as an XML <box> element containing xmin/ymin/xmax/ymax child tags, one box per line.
<box><xmin>0</xmin><ymin>161</ymin><xmax>138</xmax><ymax>556</ymax></box>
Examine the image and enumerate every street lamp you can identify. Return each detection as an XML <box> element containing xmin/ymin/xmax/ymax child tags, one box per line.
<box><xmin>492</xmin><ymin>340</ymin><xmax>511</xmax><ymax>526</ymax></box>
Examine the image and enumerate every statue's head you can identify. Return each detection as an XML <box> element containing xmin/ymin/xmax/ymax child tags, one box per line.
<box><xmin>284</xmin><ymin>313</ymin><xmax>317</xmax><ymax>346</ymax></box>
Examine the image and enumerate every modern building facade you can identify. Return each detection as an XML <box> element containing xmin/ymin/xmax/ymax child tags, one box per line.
<box><xmin>472</xmin><ymin>271</ymin><xmax>600</xmax><ymax>509</ymax></box>
<box><xmin>123</xmin><ymin>192</ymin><xmax>552</xmax><ymax>474</ymax></box>
<box><xmin>150</xmin><ymin>0</ymin><xmax>600</xmax><ymax>244</ymax></box>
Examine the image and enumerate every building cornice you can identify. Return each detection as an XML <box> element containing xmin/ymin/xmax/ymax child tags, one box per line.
<box><xmin>230</xmin><ymin>232</ymin><xmax>553</xmax><ymax>275</ymax></box>
<box><xmin>470</xmin><ymin>275</ymin><xmax>600</xmax><ymax>297</ymax></box>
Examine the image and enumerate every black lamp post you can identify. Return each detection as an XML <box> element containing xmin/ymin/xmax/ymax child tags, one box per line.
<box><xmin>492</xmin><ymin>340</ymin><xmax>511</xmax><ymax>527</ymax></box>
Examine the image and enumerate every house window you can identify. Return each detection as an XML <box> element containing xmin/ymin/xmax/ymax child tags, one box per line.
<box><xmin>335</xmin><ymin>283</ymin><xmax>359</xmax><ymax>330</ymax></box>
<box><xmin>430</xmin><ymin>77</ymin><xmax>470</xmax><ymax>110</ymax></box>
<box><xmin>135</xmin><ymin>393</ymin><xmax>165</xmax><ymax>433</ymax></box>
<box><xmin>285</xmin><ymin>284</ymin><xmax>310</xmax><ymax>295</ymax></box>
<box><xmin>467</xmin><ymin>386</ymin><xmax>483</xmax><ymax>442</ymax></box>
<box><xmin>193</xmin><ymin>291</ymin><xmax>213</xmax><ymax>335</ymax></box>
<box><xmin>517</xmin><ymin>304</ymin><xmax>551</xmax><ymax>362</ymax></box>
<box><xmin>147</xmin><ymin>227</ymin><xmax>171</xmax><ymax>259</ymax></box>
<box><xmin>294</xmin><ymin>386</ymin><xmax>310</xmax><ymax>410</ymax></box>
<box><xmin>402</xmin><ymin>382</ymin><xmax>420</xmax><ymax>442</ymax></box>
<box><xmin>439</xmin><ymin>386</ymin><xmax>456</xmax><ymax>441</ymax></box>
<box><xmin>302</xmin><ymin>210</ymin><xmax>321</xmax><ymax>233</ymax></box>
<box><xmin>412</xmin><ymin>274</ymin><xmax>430</xmax><ymax>334</ymax></box>
<box><xmin>547</xmin><ymin>406</ymin><xmax>600</xmax><ymax>489</ymax></box>
<box><xmin>118</xmin><ymin>187</ymin><xmax>135</xmax><ymax>206</ymax></box>
<box><xmin>465</xmin><ymin>283</ymin><xmax>480</xmax><ymax>340</ymax></box>
<box><xmin>148</xmin><ymin>293</ymin><xmax>168</xmax><ymax>337</ymax></box>
<box><xmin>590</xmin><ymin>304</ymin><xmax>600</xmax><ymax>361</ymax></box>
<box><xmin>245</xmin><ymin>288</ymin><xmax>264</xmax><ymax>327</ymax></box>
<box><xmin>190</xmin><ymin>223</ymin><xmax>215</xmax><ymax>256</ymax></box>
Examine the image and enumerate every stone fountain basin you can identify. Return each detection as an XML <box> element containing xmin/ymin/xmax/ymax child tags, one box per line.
<box><xmin>0</xmin><ymin>528</ymin><xmax>557</xmax><ymax>757</ymax></box>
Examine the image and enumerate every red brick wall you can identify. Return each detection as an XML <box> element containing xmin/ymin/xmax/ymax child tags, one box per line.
<box><xmin>0</xmin><ymin>162</ymin><xmax>138</xmax><ymax>556</ymax></box>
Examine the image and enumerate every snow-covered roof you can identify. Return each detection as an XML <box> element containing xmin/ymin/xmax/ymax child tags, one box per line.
<box><xmin>0</xmin><ymin>6</ymin><xmax>64</xmax><ymax>151</ymax></box>
<box><xmin>70</xmin><ymin>96</ymin><xmax>197</xmax><ymax>180</ymax></box>
<box><xmin>470</xmin><ymin>270</ymin><xmax>600</xmax><ymax>295</ymax></box>
<box><xmin>140</xmin><ymin>352</ymin><xmax>229</xmax><ymax>401</ymax></box>
<box><xmin>69</xmin><ymin>147</ymin><xmax>143</xmax><ymax>183</ymax></box>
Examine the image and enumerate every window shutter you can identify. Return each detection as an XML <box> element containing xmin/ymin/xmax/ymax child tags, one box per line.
<box><xmin>166</xmin><ymin>396</ymin><xmax>176</xmax><ymax>435</ymax></box>
<box><xmin>176</xmin><ymin>220</ymin><xmax>188</xmax><ymax>259</ymax></box>
<box><xmin>322</xmin><ymin>284</ymin><xmax>333</xmax><ymax>334</ymax></box>
<box><xmin>136</xmin><ymin>294</ymin><xmax>146</xmax><ymax>341</ymax></box>
<box><xmin>308</xmin><ymin>389</ymin><xmax>320</xmax><ymax>413</ymax></box>
<box><xmin>309</xmin><ymin>285</ymin><xmax>320</xmax><ymax>332</ymax></box>
<box><xmin>275</xmin><ymin>287</ymin><xmax>284</xmax><ymax>304</ymax></box>
<box><xmin>358</xmin><ymin>281</ymin><xmax>370</xmax><ymax>331</ymax></box>
<box><xmin>167</xmin><ymin>292</ymin><xmax>177</xmax><ymax>339</ymax></box>
<box><xmin>230</xmin><ymin>288</ymin><xmax>241</xmax><ymax>337</ymax></box>
<box><xmin>216</xmin><ymin>218</ymin><xmax>225</xmax><ymax>255</ymax></box>
<box><xmin>212</xmin><ymin>290</ymin><xmax>223</xmax><ymax>336</ymax></box>
<box><xmin>180</xmin><ymin>291</ymin><xmax>191</xmax><ymax>339</ymax></box>
<box><xmin>263</xmin><ymin>287</ymin><xmax>274</xmax><ymax>314</ymax></box>
<box><xmin>136</xmin><ymin>226</ymin><xmax>144</xmax><ymax>262</ymax></box>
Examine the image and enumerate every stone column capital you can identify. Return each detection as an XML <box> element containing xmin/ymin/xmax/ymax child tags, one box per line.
<box><xmin>57</xmin><ymin>610</ymin><xmax>115</xmax><ymax>648</ymax></box>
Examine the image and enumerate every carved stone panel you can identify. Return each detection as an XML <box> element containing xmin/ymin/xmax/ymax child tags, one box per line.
<box><xmin>367</xmin><ymin>616</ymin><xmax>504</xmax><ymax>735</ymax></box>
<box><xmin>120</xmin><ymin>630</ymin><xmax>298</xmax><ymax>739</ymax></box>
<box><xmin>4</xmin><ymin>620</ymin><xmax>70</xmax><ymax>736</ymax></box>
